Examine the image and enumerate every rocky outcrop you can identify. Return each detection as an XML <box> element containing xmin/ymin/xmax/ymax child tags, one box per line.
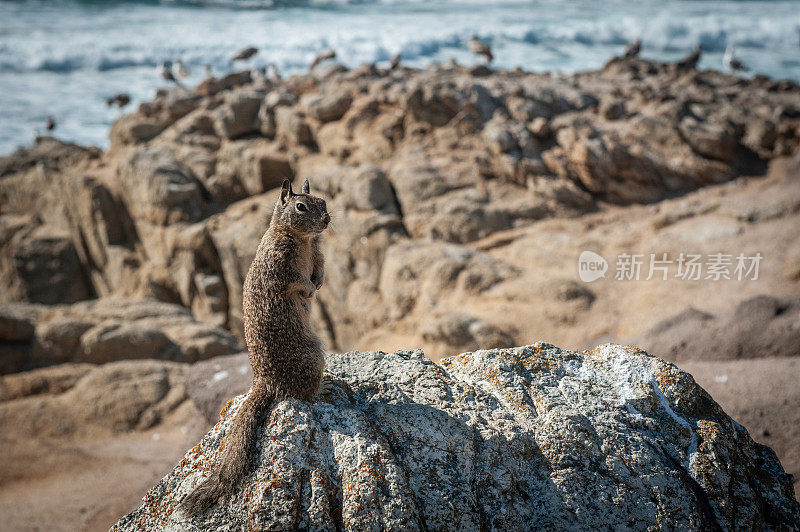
<box><xmin>0</xmin><ymin>298</ymin><xmax>241</xmax><ymax>374</ymax></box>
<box><xmin>114</xmin><ymin>343</ymin><xmax>799</xmax><ymax>531</ymax></box>
<box><xmin>2</xmin><ymin>58</ymin><xmax>798</xmax><ymax>358</ymax></box>
<box><xmin>0</xmin><ymin>358</ymin><xmax>188</xmax><ymax>436</ymax></box>
<box><xmin>0</xmin><ymin>137</ymin><xmax>100</xmax><ymax>177</ymax></box>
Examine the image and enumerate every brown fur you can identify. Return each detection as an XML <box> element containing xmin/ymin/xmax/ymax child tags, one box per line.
<box><xmin>181</xmin><ymin>179</ymin><xmax>329</xmax><ymax>515</ymax></box>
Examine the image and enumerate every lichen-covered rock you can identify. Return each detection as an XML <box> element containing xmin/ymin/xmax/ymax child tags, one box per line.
<box><xmin>113</xmin><ymin>343</ymin><xmax>799</xmax><ymax>531</ymax></box>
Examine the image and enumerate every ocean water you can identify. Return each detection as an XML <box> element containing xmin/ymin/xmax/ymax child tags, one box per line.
<box><xmin>0</xmin><ymin>0</ymin><xmax>798</xmax><ymax>155</ymax></box>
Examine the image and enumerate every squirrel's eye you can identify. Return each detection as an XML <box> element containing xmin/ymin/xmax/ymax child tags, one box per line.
<box><xmin>296</xmin><ymin>203</ymin><xmax>308</xmax><ymax>212</ymax></box>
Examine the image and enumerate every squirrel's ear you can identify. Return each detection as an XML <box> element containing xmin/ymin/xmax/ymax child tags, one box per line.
<box><xmin>301</xmin><ymin>179</ymin><xmax>310</xmax><ymax>194</ymax></box>
<box><xmin>280</xmin><ymin>179</ymin><xmax>292</xmax><ymax>203</ymax></box>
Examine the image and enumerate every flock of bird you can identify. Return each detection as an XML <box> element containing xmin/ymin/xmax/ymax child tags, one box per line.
<box><xmin>41</xmin><ymin>37</ymin><xmax>750</xmax><ymax>135</ymax></box>
<box><xmin>622</xmin><ymin>37</ymin><xmax>748</xmax><ymax>73</ymax></box>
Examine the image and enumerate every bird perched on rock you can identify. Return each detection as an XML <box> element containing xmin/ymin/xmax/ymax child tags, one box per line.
<box><xmin>172</xmin><ymin>59</ymin><xmax>190</xmax><ymax>78</ymax></box>
<box><xmin>231</xmin><ymin>47</ymin><xmax>258</xmax><ymax>63</ymax></box>
<box><xmin>724</xmin><ymin>45</ymin><xmax>748</xmax><ymax>72</ymax></box>
<box><xmin>106</xmin><ymin>93</ymin><xmax>131</xmax><ymax>108</ymax></box>
<box><xmin>310</xmin><ymin>48</ymin><xmax>336</xmax><ymax>70</ymax></box>
<box><xmin>267</xmin><ymin>63</ymin><xmax>281</xmax><ymax>84</ymax></box>
<box><xmin>251</xmin><ymin>65</ymin><xmax>267</xmax><ymax>86</ymax></box>
<box><xmin>203</xmin><ymin>64</ymin><xmax>214</xmax><ymax>80</ymax></box>
<box><xmin>157</xmin><ymin>61</ymin><xmax>182</xmax><ymax>86</ymax></box>
<box><xmin>45</xmin><ymin>116</ymin><xmax>56</xmax><ymax>131</ymax></box>
<box><xmin>623</xmin><ymin>38</ymin><xmax>642</xmax><ymax>59</ymax></box>
<box><xmin>468</xmin><ymin>35</ymin><xmax>493</xmax><ymax>63</ymax></box>
<box><xmin>676</xmin><ymin>43</ymin><xmax>702</xmax><ymax>70</ymax></box>
<box><xmin>389</xmin><ymin>52</ymin><xmax>402</xmax><ymax>71</ymax></box>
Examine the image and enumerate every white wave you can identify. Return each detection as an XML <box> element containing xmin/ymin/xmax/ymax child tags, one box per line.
<box><xmin>1</xmin><ymin>5</ymin><xmax>797</xmax><ymax>76</ymax></box>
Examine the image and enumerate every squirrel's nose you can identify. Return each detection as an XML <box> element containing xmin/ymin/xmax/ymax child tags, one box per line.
<box><xmin>323</xmin><ymin>214</ymin><xmax>330</xmax><ymax>225</ymax></box>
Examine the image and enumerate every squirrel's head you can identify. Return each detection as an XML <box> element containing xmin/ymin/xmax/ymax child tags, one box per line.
<box><xmin>273</xmin><ymin>179</ymin><xmax>330</xmax><ymax>234</ymax></box>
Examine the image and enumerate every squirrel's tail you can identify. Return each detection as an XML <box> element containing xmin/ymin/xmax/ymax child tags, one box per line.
<box><xmin>181</xmin><ymin>378</ymin><xmax>273</xmax><ymax>516</ymax></box>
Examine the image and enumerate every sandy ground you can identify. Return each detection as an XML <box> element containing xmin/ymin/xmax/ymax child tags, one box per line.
<box><xmin>0</xmin><ymin>410</ymin><xmax>206</xmax><ymax>532</ymax></box>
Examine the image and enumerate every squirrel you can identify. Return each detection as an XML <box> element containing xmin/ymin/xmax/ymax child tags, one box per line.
<box><xmin>181</xmin><ymin>178</ymin><xmax>331</xmax><ymax>516</ymax></box>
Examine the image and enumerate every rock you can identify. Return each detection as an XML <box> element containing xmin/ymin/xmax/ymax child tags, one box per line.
<box><xmin>118</xmin><ymin>146</ymin><xmax>205</xmax><ymax>225</ymax></box>
<box><xmin>257</xmin><ymin>102</ymin><xmax>276</xmax><ymax>138</ymax></box>
<box><xmin>528</xmin><ymin>117</ymin><xmax>551</xmax><ymax>139</ymax></box>
<box><xmin>0</xmin><ymin>362</ymin><xmax>93</xmax><ymax>402</ymax></box>
<box><xmin>598</xmin><ymin>98</ymin><xmax>624</xmax><ymax>120</ymax></box>
<box><xmin>263</xmin><ymin>88</ymin><xmax>296</xmax><ymax>111</ymax></box>
<box><xmin>300</xmin><ymin>91</ymin><xmax>353</xmax><ymax>122</ymax></box>
<box><xmin>640</xmin><ymin>296</ymin><xmax>800</xmax><ymax>362</ymax></box>
<box><xmin>482</xmin><ymin>114</ymin><xmax>517</xmax><ymax>153</ymax></box>
<box><xmin>0</xmin><ymin>299</ymin><xmax>242</xmax><ymax>373</ymax></box>
<box><xmin>184</xmin><ymin>352</ymin><xmax>251</xmax><ymax>424</ymax></box>
<box><xmin>109</xmin><ymin>115</ymin><xmax>166</xmax><ymax>147</ymax></box>
<box><xmin>197</xmin><ymin>72</ymin><xmax>252</xmax><ymax>98</ymax></box>
<box><xmin>212</xmin><ymin>91</ymin><xmax>263</xmax><ymax>139</ymax></box>
<box><xmin>744</xmin><ymin>119</ymin><xmax>778</xmax><ymax>155</ymax></box>
<box><xmin>679</xmin><ymin>117</ymin><xmax>738</xmax><ymax>162</ymax></box>
<box><xmin>35</xmin><ymin>318</ymin><xmax>93</xmax><ymax>362</ymax></box>
<box><xmin>2</xmin><ymin>57</ymin><xmax>799</xmax><ymax>367</ymax></box>
<box><xmin>274</xmin><ymin>106</ymin><xmax>313</xmax><ymax>146</ymax></box>
<box><xmin>0</xmin><ymin>359</ymin><xmax>188</xmax><ymax>436</ymax></box>
<box><xmin>679</xmin><ymin>356</ymin><xmax>800</xmax><ymax>497</ymax></box>
<box><xmin>526</xmin><ymin>174</ymin><xmax>594</xmax><ymax>211</ymax></box>
<box><xmin>10</xmin><ymin>226</ymin><xmax>93</xmax><ymax>304</ymax></box>
<box><xmin>0</xmin><ymin>137</ymin><xmax>100</xmax><ymax>177</ymax></box>
<box><xmin>60</xmin><ymin>174</ymin><xmax>138</xmax><ymax>292</ymax></box>
<box><xmin>113</xmin><ymin>344</ymin><xmax>800</xmax><ymax>530</ymax></box>
<box><xmin>0</xmin><ymin>307</ymin><xmax>35</xmax><ymax>342</ymax></box>
<box><xmin>404</xmin><ymin>84</ymin><xmax>459</xmax><ymax>127</ymax></box>
<box><xmin>163</xmin><ymin>92</ymin><xmax>203</xmax><ymax>122</ymax></box>
<box><xmin>79</xmin><ymin>322</ymin><xmax>179</xmax><ymax>364</ymax></box>
<box><xmin>421</xmin><ymin>312</ymin><xmax>515</xmax><ymax>351</ymax></box>
<box><xmin>469</xmin><ymin>64</ymin><xmax>492</xmax><ymax>77</ymax></box>
<box><xmin>214</xmin><ymin>141</ymin><xmax>292</xmax><ymax>198</ymax></box>
<box><xmin>545</xmin><ymin>115</ymin><xmax>736</xmax><ymax>204</ymax></box>
<box><xmin>379</xmin><ymin>241</ymin><xmax>517</xmax><ymax>319</ymax></box>
<box><xmin>342</xmin><ymin>165</ymin><xmax>397</xmax><ymax>212</ymax></box>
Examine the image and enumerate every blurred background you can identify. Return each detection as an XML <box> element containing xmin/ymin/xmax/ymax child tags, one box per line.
<box><xmin>1</xmin><ymin>0</ymin><xmax>799</xmax><ymax>530</ymax></box>
<box><xmin>2</xmin><ymin>0</ymin><xmax>799</xmax><ymax>153</ymax></box>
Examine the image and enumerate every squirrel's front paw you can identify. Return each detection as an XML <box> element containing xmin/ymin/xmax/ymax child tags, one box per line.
<box><xmin>299</xmin><ymin>279</ymin><xmax>316</xmax><ymax>299</ymax></box>
<box><xmin>311</xmin><ymin>269</ymin><xmax>324</xmax><ymax>290</ymax></box>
